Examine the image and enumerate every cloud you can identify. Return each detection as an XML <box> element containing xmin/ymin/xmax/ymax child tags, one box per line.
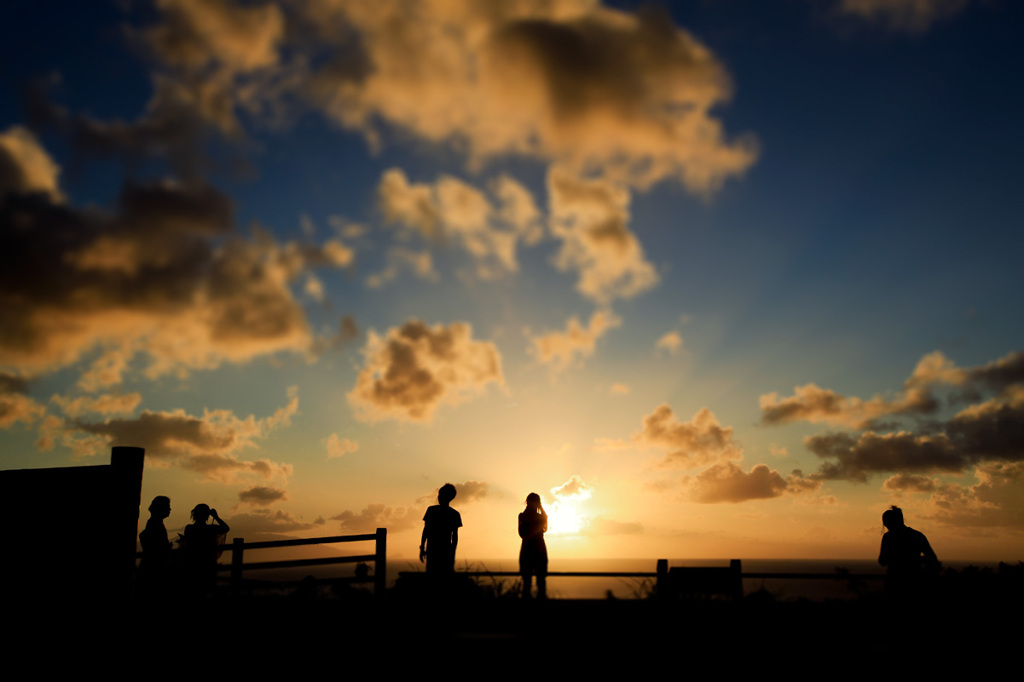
<box><xmin>759</xmin><ymin>383</ymin><xmax>936</xmax><ymax>429</ymax></box>
<box><xmin>0</xmin><ymin>126</ymin><xmax>62</xmax><ymax>200</ymax></box>
<box><xmin>228</xmin><ymin>509</ymin><xmax>325</xmax><ymax>537</ymax></box>
<box><xmin>548</xmin><ymin>169</ymin><xmax>658</xmax><ymax>304</ymax></box>
<box><xmin>805</xmin><ymin>385</ymin><xmax>1024</xmax><ymax>482</ymax></box>
<box><xmin>326</xmin><ymin>434</ymin><xmax>359</xmax><ymax>458</ymax></box>
<box><xmin>418</xmin><ymin>480</ymin><xmax>491</xmax><ymax>505</ymax></box>
<box><xmin>331</xmin><ymin>503</ymin><xmax>419</xmax><ymax>533</ymax></box>
<box><xmin>129</xmin><ymin>1</ymin><xmax>756</xmax><ymax>194</ymax></box>
<box><xmin>757</xmin><ymin>351</ymin><xmax>1000</xmax><ymax>429</ymax></box>
<box><xmin>364</xmin><ymin>247</ymin><xmax>438</xmax><ymax>289</ymax></box>
<box><xmin>238</xmin><ymin>485</ymin><xmax>288</xmax><ymax>507</ymax></box>
<box><xmin>682</xmin><ymin>462</ymin><xmax>793</xmax><ymax>504</ymax></box>
<box><xmin>925</xmin><ymin>461</ymin><xmax>1024</xmax><ymax>530</ymax></box>
<box><xmin>61</xmin><ymin>388</ymin><xmax>298</xmax><ymax>482</ymax></box>
<box><xmin>50</xmin><ymin>392</ymin><xmax>142</xmax><ymax>417</ymax></box>
<box><xmin>551</xmin><ymin>474</ymin><xmax>592</xmax><ymax>500</ymax></box>
<box><xmin>807</xmin><ymin>430</ymin><xmax>962</xmax><ymax>482</ymax></box>
<box><xmin>302</xmin><ymin>2</ymin><xmax>756</xmax><ymax>191</ymax></box>
<box><xmin>530</xmin><ymin>310</ymin><xmax>621</xmax><ymax>373</ymax></box>
<box><xmin>633</xmin><ymin>404</ymin><xmax>742</xmax><ymax>468</ymax></box>
<box><xmin>146</xmin><ymin>0</ymin><xmax>285</xmax><ymax>75</ymax></box>
<box><xmin>0</xmin><ymin>372</ymin><xmax>45</xmax><ymax>429</ymax></box>
<box><xmin>378</xmin><ymin>168</ymin><xmax>542</xmax><ymax>279</ymax></box>
<box><xmin>347</xmin><ymin>320</ymin><xmax>505</xmax><ymax>422</ymax></box>
<box><xmin>882</xmin><ymin>473</ymin><xmax>938</xmax><ymax>493</ymax></box>
<box><xmin>656</xmin><ymin>331</ymin><xmax>683</xmax><ymax>355</ymax></box>
<box><xmin>0</xmin><ymin>168</ymin><xmax>354</xmax><ymax>383</ymax></box>
<box><xmin>837</xmin><ymin>0</ymin><xmax>971</xmax><ymax>32</ymax></box>
<box><xmin>609</xmin><ymin>382</ymin><xmax>631</xmax><ymax>396</ymax></box>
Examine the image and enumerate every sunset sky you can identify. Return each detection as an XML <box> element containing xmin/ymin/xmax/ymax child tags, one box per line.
<box><xmin>2</xmin><ymin>0</ymin><xmax>1023</xmax><ymax>565</ymax></box>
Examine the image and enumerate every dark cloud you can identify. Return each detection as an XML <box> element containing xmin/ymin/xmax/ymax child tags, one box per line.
<box><xmin>806</xmin><ymin>389</ymin><xmax>1024</xmax><ymax>482</ymax></box>
<box><xmin>807</xmin><ymin>431</ymin><xmax>963</xmax><ymax>482</ymax></box>
<box><xmin>0</xmin><ymin>167</ymin><xmax>352</xmax><ymax>380</ymax></box>
<box><xmin>238</xmin><ymin>486</ymin><xmax>288</xmax><ymax>507</ymax></box>
<box><xmin>63</xmin><ymin>389</ymin><xmax>297</xmax><ymax>482</ymax></box>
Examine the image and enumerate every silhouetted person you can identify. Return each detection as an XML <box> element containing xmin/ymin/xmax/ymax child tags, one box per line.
<box><xmin>138</xmin><ymin>496</ymin><xmax>173</xmax><ymax>598</ymax></box>
<box><xmin>420</xmin><ymin>483</ymin><xmax>461</xmax><ymax>574</ymax></box>
<box><xmin>182</xmin><ymin>504</ymin><xmax>229</xmax><ymax>596</ymax></box>
<box><xmin>518</xmin><ymin>492</ymin><xmax>548</xmax><ymax>599</ymax></box>
<box><xmin>879</xmin><ymin>505</ymin><xmax>939</xmax><ymax>598</ymax></box>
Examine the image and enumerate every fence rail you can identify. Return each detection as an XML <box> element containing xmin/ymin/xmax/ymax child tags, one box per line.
<box><xmin>221</xmin><ymin>528</ymin><xmax>387</xmax><ymax>596</ymax></box>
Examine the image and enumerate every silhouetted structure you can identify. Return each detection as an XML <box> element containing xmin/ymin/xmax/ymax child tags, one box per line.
<box><xmin>0</xmin><ymin>446</ymin><xmax>144</xmax><ymax>607</ymax></box>
<box><xmin>420</xmin><ymin>483</ymin><xmax>461</xmax><ymax>573</ymax></box>
<box><xmin>657</xmin><ymin>559</ymin><xmax>744</xmax><ymax>600</ymax></box>
<box><xmin>182</xmin><ymin>503</ymin><xmax>229</xmax><ymax>596</ymax></box>
<box><xmin>879</xmin><ymin>505</ymin><xmax>939</xmax><ymax>598</ymax></box>
<box><xmin>138</xmin><ymin>495</ymin><xmax>173</xmax><ymax>598</ymax></box>
<box><xmin>518</xmin><ymin>492</ymin><xmax>548</xmax><ymax>599</ymax></box>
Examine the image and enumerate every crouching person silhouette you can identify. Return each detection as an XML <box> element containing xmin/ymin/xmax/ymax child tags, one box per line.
<box><xmin>420</xmin><ymin>483</ymin><xmax>462</xmax><ymax>574</ymax></box>
<box><xmin>879</xmin><ymin>505</ymin><xmax>939</xmax><ymax>600</ymax></box>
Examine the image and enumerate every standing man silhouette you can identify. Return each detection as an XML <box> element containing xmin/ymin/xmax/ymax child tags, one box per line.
<box><xmin>420</xmin><ymin>483</ymin><xmax>461</xmax><ymax>573</ymax></box>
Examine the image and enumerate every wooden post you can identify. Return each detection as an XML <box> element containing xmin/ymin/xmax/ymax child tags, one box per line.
<box><xmin>112</xmin><ymin>446</ymin><xmax>144</xmax><ymax>602</ymax></box>
<box><xmin>656</xmin><ymin>559</ymin><xmax>668</xmax><ymax>599</ymax></box>
<box><xmin>231</xmin><ymin>537</ymin><xmax>245</xmax><ymax>596</ymax></box>
<box><xmin>375</xmin><ymin>527</ymin><xmax>387</xmax><ymax>597</ymax></box>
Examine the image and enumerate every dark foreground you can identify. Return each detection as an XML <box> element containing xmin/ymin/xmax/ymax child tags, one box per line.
<box><xmin>11</xmin><ymin>583</ymin><xmax>1017</xmax><ymax>676</ymax></box>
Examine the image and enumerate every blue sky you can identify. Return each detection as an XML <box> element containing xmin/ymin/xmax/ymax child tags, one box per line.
<box><xmin>2</xmin><ymin>0</ymin><xmax>1023</xmax><ymax>562</ymax></box>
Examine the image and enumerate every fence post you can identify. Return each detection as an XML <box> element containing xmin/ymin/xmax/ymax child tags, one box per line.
<box><xmin>656</xmin><ymin>559</ymin><xmax>668</xmax><ymax>599</ymax></box>
<box><xmin>375</xmin><ymin>527</ymin><xmax>387</xmax><ymax>597</ymax></box>
<box><xmin>231</xmin><ymin>537</ymin><xmax>244</xmax><ymax>596</ymax></box>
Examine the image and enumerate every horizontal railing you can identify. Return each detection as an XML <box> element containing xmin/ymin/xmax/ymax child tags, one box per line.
<box><xmin>222</xmin><ymin>528</ymin><xmax>387</xmax><ymax>596</ymax></box>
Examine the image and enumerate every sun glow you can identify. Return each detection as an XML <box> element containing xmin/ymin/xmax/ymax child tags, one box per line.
<box><xmin>546</xmin><ymin>475</ymin><xmax>594</xmax><ymax>534</ymax></box>
<box><xmin>547</xmin><ymin>498</ymin><xmax>586</xmax><ymax>534</ymax></box>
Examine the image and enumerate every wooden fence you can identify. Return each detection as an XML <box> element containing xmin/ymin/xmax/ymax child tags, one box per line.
<box><xmin>218</xmin><ymin>528</ymin><xmax>387</xmax><ymax>596</ymax></box>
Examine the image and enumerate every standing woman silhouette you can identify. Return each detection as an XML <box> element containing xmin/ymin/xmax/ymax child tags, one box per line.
<box><xmin>518</xmin><ymin>493</ymin><xmax>548</xmax><ymax>599</ymax></box>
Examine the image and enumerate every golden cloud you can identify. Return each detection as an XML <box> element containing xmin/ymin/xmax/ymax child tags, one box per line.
<box><xmin>0</xmin><ymin>127</ymin><xmax>62</xmax><ymax>200</ymax></box>
<box><xmin>634</xmin><ymin>404</ymin><xmax>742</xmax><ymax>468</ymax></box>
<box><xmin>530</xmin><ymin>310</ymin><xmax>621</xmax><ymax>373</ymax></box>
<box><xmin>139</xmin><ymin>0</ymin><xmax>755</xmax><ymax>192</ymax></box>
<box><xmin>549</xmin><ymin>169</ymin><xmax>658</xmax><ymax>303</ymax></box>
<box><xmin>378</xmin><ymin>168</ymin><xmax>541</xmax><ymax>279</ymax></box>
<box><xmin>347</xmin><ymin>319</ymin><xmax>505</xmax><ymax>422</ymax></box>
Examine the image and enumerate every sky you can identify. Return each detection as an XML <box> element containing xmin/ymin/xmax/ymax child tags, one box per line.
<box><xmin>2</xmin><ymin>0</ymin><xmax>1023</xmax><ymax>565</ymax></box>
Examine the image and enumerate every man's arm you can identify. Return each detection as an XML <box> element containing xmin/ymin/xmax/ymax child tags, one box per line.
<box><xmin>451</xmin><ymin>528</ymin><xmax>458</xmax><ymax>556</ymax></box>
<box><xmin>419</xmin><ymin>525</ymin><xmax>427</xmax><ymax>563</ymax></box>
